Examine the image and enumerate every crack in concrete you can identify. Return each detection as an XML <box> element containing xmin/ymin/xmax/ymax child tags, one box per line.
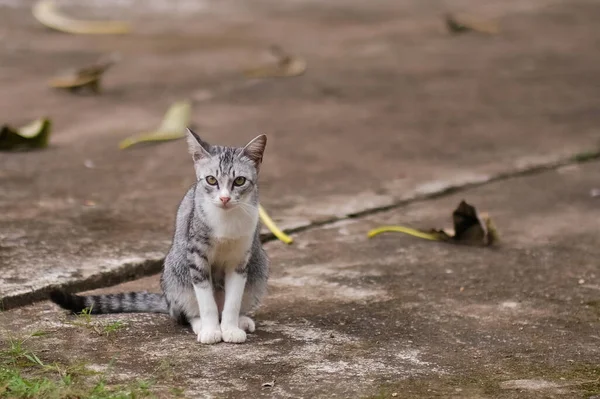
<box><xmin>1</xmin><ymin>258</ymin><xmax>164</xmax><ymax>310</ymax></box>
<box><xmin>263</xmin><ymin>148</ymin><xmax>600</xmax><ymax>238</ymax></box>
<box><xmin>4</xmin><ymin>149</ymin><xmax>599</xmax><ymax>311</ymax></box>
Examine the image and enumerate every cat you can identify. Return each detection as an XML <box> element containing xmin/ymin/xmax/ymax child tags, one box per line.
<box><xmin>49</xmin><ymin>129</ymin><xmax>269</xmax><ymax>344</ymax></box>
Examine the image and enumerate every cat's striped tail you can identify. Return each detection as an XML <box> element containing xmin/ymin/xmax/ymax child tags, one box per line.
<box><xmin>49</xmin><ymin>290</ymin><xmax>169</xmax><ymax>314</ymax></box>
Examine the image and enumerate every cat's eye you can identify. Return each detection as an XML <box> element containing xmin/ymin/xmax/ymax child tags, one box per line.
<box><xmin>233</xmin><ymin>177</ymin><xmax>246</xmax><ymax>187</ymax></box>
<box><xmin>205</xmin><ymin>176</ymin><xmax>218</xmax><ymax>186</ymax></box>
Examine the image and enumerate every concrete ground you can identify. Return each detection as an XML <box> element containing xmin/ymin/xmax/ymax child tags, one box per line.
<box><xmin>2</xmin><ymin>162</ymin><xmax>600</xmax><ymax>398</ymax></box>
<box><xmin>1</xmin><ymin>0</ymin><xmax>599</xmax><ymax>398</ymax></box>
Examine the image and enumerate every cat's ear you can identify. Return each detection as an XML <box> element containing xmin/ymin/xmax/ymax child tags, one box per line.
<box><xmin>186</xmin><ymin>128</ymin><xmax>211</xmax><ymax>162</ymax></box>
<box><xmin>242</xmin><ymin>134</ymin><xmax>267</xmax><ymax>170</ymax></box>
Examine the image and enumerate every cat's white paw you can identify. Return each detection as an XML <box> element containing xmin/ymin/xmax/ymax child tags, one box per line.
<box><xmin>238</xmin><ymin>316</ymin><xmax>255</xmax><ymax>333</ymax></box>
<box><xmin>198</xmin><ymin>326</ymin><xmax>222</xmax><ymax>344</ymax></box>
<box><xmin>221</xmin><ymin>326</ymin><xmax>247</xmax><ymax>343</ymax></box>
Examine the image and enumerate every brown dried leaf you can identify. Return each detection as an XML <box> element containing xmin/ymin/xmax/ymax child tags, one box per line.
<box><xmin>244</xmin><ymin>46</ymin><xmax>306</xmax><ymax>78</ymax></box>
<box><xmin>446</xmin><ymin>13</ymin><xmax>499</xmax><ymax>35</ymax></box>
<box><xmin>433</xmin><ymin>200</ymin><xmax>499</xmax><ymax>246</ymax></box>
<box><xmin>49</xmin><ymin>54</ymin><xmax>119</xmax><ymax>93</ymax></box>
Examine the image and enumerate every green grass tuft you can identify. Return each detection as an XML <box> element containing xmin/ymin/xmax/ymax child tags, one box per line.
<box><xmin>0</xmin><ymin>334</ymin><xmax>156</xmax><ymax>399</ymax></box>
<box><xmin>68</xmin><ymin>307</ymin><xmax>128</xmax><ymax>337</ymax></box>
<box><xmin>102</xmin><ymin>321</ymin><xmax>126</xmax><ymax>336</ymax></box>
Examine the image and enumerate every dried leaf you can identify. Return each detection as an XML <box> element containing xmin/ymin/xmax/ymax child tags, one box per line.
<box><xmin>119</xmin><ymin>101</ymin><xmax>191</xmax><ymax>150</ymax></box>
<box><xmin>445</xmin><ymin>13</ymin><xmax>499</xmax><ymax>35</ymax></box>
<box><xmin>367</xmin><ymin>200</ymin><xmax>499</xmax><ymax>247</ymax></box>
<box><xmin>0</xmin><ymin>118</ymin><xmax>52</xmax><ymax>151</ymax></box>
<box><xmin>446</xmin><ymin>200</ymin><xmax>499</xmax><ymax>245</ymax></box>
<box><xmin>259</xmin><ymin>204</ymin><xmax>293</xmax><ymax>244</ymax></box>
<box><xmin>244</xmin><ymin>45</ymin><xmax>307</xmax><ymax>78</ymax></box>
<box><xmin>262</xmin><ymin>380</ymin><xmax>275</xmax><ymax>388</ymax></box>
<box><xmin>49</xmin><ymin>54</ymin><xmax>119</xmax><ymax>93</ymax></box>
<box><xmin>33</xmin><ymin>0</ymin><xmax>131</xmax><ymax>35</ymax></box>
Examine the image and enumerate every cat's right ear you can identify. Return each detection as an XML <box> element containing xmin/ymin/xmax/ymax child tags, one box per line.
<box><xmin>186</xmin><ymin>128</ymin><xmax>211</xmax><ymax>162</ymax></box>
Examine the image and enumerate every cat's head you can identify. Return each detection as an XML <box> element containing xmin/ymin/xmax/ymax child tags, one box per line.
<box><xmin>186</xmin><ymin>128</ymin><xmax>266</xmax><ymax>211</ymax></box>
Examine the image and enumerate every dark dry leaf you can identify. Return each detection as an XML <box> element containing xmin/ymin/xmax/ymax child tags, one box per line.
<box><xmin>445</xmin><ymin>200</ymin><xmax>499</xmax><ymax>246</ymax></box>
<box><xmin>0</xmin><ymin>118</ymin><xmax>52</xmax><ymax>152</ymax></box>
<box><xmin>445</xmin><ymin>13</ymin><xmax>499</xmax><ymax>35</ymax></box>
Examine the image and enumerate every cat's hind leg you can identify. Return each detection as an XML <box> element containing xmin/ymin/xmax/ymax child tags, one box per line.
<box><xmin>238</xmin><ymin>315</ymin><xmax>255</xmax><ymax>333</ymax></box>
<box><xmin>190</xmin><ymin>317</ymin><xmax>202</xmax><ymax>335</ymax></box>
<box><xmin>236</xmin><ymin>276</ymin><xmax>266</xmax><ymax>334</ymax></box>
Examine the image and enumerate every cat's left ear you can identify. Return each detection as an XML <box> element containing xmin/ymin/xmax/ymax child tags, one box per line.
<box><xmin>186</xmin><ymin>128</ymin><xmax>211</xmax><ymax>162</ymax></box>
<box><xmin>242</xmin><ymin>134</ymin><xmax>267</xmax><ymax>171</ymax></box>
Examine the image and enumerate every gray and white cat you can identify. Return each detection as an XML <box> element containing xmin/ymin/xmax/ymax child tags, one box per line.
<box><xmin>50</xmin><ymin>129</ymin><xmax>269</xmax><ymax>344</ymax></box>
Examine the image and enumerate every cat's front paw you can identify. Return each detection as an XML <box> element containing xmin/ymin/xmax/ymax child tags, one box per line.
<box><xmin>198</xmin><ymin>326</ymin><xmax>222</xmax><ymax>344</ymax></box>
<box><xmin>239</xmin><ymin>316</ymin><xmax>255</xmax><ymax>333</ymax></box>
<box><xmin>221</xmin><ymin>326</ymin><xmax>247</xmax><ymax>343</ymax></box>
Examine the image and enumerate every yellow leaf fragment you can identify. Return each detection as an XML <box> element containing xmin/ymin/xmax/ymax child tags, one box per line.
<box><xmin>259</xmin><ymin>205</ymin><xmax>293</xmax><ymax>244</ymax></box>
<box><xmin>367</xmin><ymin>226</ymin><xmax>443</xmax><ymax>241</ymax></box>
<box><xmin>119</xmin><ymin>101</ymin><xmax>191</xmax><ymax>150</ymax></box>
<box><xmin>33</xmin><ymin>0</ymin><xmax>131</xmax><ymax>35</ymax></box>
<box><xmin>244</xmin><ymin>45</ymin><xmax>307</xmax><ymax>79</ymax></box>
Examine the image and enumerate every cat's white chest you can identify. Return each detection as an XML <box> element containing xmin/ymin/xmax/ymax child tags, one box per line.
<box><xmin>203</xmin><ymin>205</ymin><xmax>257</xmax><ymax>269</ymax></box>
<box><xmin>204</xmin><ymin>204</ymin><xmax>258</xmax><ymax>240</ymax></box>
<box><xmin>210</xmin><ymin>236</ymin><xmax>252</xmax><ymax>269</ymax></box>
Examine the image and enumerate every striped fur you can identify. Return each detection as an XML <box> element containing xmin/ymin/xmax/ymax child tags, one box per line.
<box><xmin>49</xmin><ymin>131</ymin><xmax>269</xmax><ymax>344</ymax></box>
<box><xmin>49</xmin><ymin>291</ymin><xmax>167</xmax><ymax>314</ymax></box>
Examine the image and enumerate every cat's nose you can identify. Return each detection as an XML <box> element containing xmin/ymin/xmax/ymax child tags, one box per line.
<box><xmin>219</xmin><ymin>196</ymin><xmax>231</xmax><ymax>205</ymax></box>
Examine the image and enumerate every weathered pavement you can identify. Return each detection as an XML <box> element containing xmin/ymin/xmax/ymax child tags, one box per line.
<box><xmin>2</xmin><ymin>161</ymin><xmax>600</xmax><ymax>398</ymax></box>
<box><xmin>1</xmin><ymin>0</ymin><xmax>600</xmax><ymax>397</ymax></box>
<box><xmin>2</xmin><ymin>0</ymin><xmax>600</xmax><ymax>306</ymax></box>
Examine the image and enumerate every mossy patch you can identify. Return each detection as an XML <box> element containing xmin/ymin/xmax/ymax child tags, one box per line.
<box><xmin>571</xmin><ymin>150</ymin><xmax>600</xmax><ymax>163</ymax></box>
